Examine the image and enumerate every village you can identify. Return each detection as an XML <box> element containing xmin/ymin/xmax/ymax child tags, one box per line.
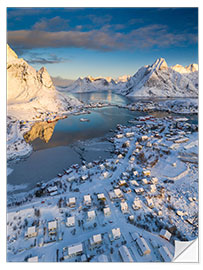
<box><xmin>7</xmin><ymin>111</ymin><xmax>198</xmax><ymax>262</ymax></box>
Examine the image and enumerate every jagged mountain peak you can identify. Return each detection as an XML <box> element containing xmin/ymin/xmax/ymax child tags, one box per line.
<box><xmin>171</xmin><ymin>63</ymin><xmax>198</xmax><ymax>74</ymax></box>
<box><xmin>185</xmin><ymin>63</ymin><xmax>198</xmax><ymax>72</ymax></box>
<box><xmin>150</xmin><ymin>58</ymin><xmax>168</xmax><ymax>71</ymax></box>
<box><xmin>37</xmin><ymin>66</ymin><xmax>54</xmax><ymax>89</ymax></box>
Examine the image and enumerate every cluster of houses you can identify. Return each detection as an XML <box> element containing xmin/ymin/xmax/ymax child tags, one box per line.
<box><xmin>9</xmin><ymin>114</ymin><xmax>197</xmax><ymax>262</ymax></box>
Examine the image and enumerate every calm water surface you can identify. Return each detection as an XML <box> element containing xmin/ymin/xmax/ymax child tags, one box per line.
<box><xmin>7</xmin><ymin>91</ymin><xmax>197</xmax><ymax>194</ymax></box>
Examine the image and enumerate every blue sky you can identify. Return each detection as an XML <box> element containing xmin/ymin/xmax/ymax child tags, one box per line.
<box><xmin>7</xmin><ymin>8</ymin><xmax>198</xmax><ymax>80</ymax></box>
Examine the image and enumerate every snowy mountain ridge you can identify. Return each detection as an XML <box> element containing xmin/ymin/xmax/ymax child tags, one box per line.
<box><xmin>124</xmin><ymin>58</ymin><xmax>198</xmax><ymax>97</ymax></box>
<box><xmin>65</xmin><ymin>58</ymin><xmax>198</xmax><ymax>97</ymax></box>
<box><xmin>171</xmin><ymin>63</ymin><xmax>198</xmax><ymax>74</ymax></box>
<box><xmin>65</xmin><ymin>76</ymin><xmax>117</xmax><ymax>93</ymax></box>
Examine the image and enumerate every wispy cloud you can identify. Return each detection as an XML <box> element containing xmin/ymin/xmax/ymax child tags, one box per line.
<box><xmin>7</xmin><ymin>24</ymin><xmax>197</xmax><ymax>52</ymax></box>
<box><xmin>7</xmin><ymin>8</ymin><xmax>52</xmax><ymax>18</ymax></box>
<box><xmin>32</xmin><ymin>16</ymin><xmax>70</xmax><ymax>31</ymax></box>
<box><xmin>24</xmin><ymin>52</ymin><xmax>69</xmax><ymax>65</ymax></box>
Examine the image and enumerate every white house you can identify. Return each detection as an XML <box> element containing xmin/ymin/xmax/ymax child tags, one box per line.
<box><xmin>87</xmin><ymin>162</ymin><xmax>93</xmax><ymax>168</ymax></box>
<box><xmin>111</xmin><ymin>228</ymin><xmax>121</xmax><ymax>240</ymax></box>
<box><xmin>126</xmin><ymin>132</ymin><xmax>134</xmax><ymax>138</ymax></box>
<box><xmin>129</xmin><ymin>156</ymin><xmax>135</xmax><ymax>163</ymax></box>
<box><xmin>89</xmin><ymin>234</ymin><xmax>102</xmax><ymax>246</ymax></box>
<box><xmin>123</xmin><ymin>140</ymin><xmax>130</xmax><ymax>147</ymax></box>
<box><xmin>81</xmin><ymin>165</ymin><xmax>87</xmax><ymax>171</ymax></box>
<box><xmin>151</xmin><ymin>177</ymin><xmax>158</xmax><ymax>184</ymax></box>
<box><xmin>81</xmin><ymin>174</ymin><xmax>88</xmax><ymax>181</ymax></box>
<box><xmin>141</xmin><ymin>135</ymin><xmax>148</xmax><ymax>141</ymax></box>
<box><xmin>134</xmin><ymin>187</ymin><xmax>144</xmax><ymax>194</ymax></box>
<box><xmin>114</xmin><ymin>188</ymin><xmax>123</xmax><ymax>198</ymax></box>
<box><xmin>132</xmin><ymin>198</ymin><xmax>142</xmax><ymax>210</ymax></box>
<box><xmin>128</xmin><ymin>215</ymin><xmax>134</xmax><ymax>222</ymax></box>
<box><xmin>159</xmin><ymin>229</ymin><xmax>171</xmax><ymax>241</ymax></box>
<box><xmin>116</xmin><ymin>134</ymin><xmax>124</xmax><ymax>139</ymax></box>
<box><xmin>67</xmin><ymin>176</ymin><xmax>76</xmax><ymax>182</ymax></box>
<box><xmin>118</xmin><ymin>245</ymin><xmax>134</xmax><ymax>262</ymax></box>
<box><xmin>97</xmin><ymin>193</ymin><xmax>106</xmax><ymax>201</ymax></box>
<box><xmin>103</xmin><ymin>207</ymin><xmax>111</xmax><ymax>216</ymax></box>
<box><xmin>28</xmin><ymin>256</ymin><xmax>38</xmax><ymax>262</ymax></box>
<box><xmin>150</xmin><ymin>184</ymin><xmax>157</xmax><ymax>193</ymax></box>
<box><xmin>67</xmin><ymin>243</ymin><xmax>83</xmax><ymax>257</ymax></box>
<box><xmin>118</xmin><ymin>180</ymin><xmax>127</xmax><ymax>186</ymax></box>
<box><xmin>141</xmin><ymin>178</ymin><xmax>148</xmax><ymax>185</ymax></box>
<box><xmin>47</xmin><ymin>186</ymin><xmax>58</xmax><ymax>193</ymax></box>
<box><xmin>143</xmin><ymin>170</ymin><xmax>151</xmax><ymax>176</ymax></box>
<box><xmin>133</xmin><ymin>170</ymin><xmax>139</xmax><ymax>177</ymax></box>
<box><xmin>67</xmin><ymin>197</ymin><xmax>76</xmax><ymax>207</ymax></box>
<box><xmin>48</xmin><ymin>220</ymin><xmax>57</xmax><ymax>233</ymax></box>
<box><xmin>146</xmin><ymin>197</ymin><xmax>154</xmax><ymax>209</ymax></box>
<box><xmin>87</xmin><ymin>210</ymin><xmax>96</xmax><ymax>221</ymax></box>
<box><xmin>130</xmin><ymin>180</ymin><xmax>139</xmax><ymax>187</ymax></box>
<box><xmin>66</xmin><ymin>216</ymin><xmax>75</xmax><ymax>227</ymax></box>
<box><xmin>122</xmin><ymin>172</ymin><xmax>130</xmax><ymax>179</ymax></box>
<box><xmin>26</xmin><ymin>226</ymin><xmax>37</xmax><ymax>238</ymax></box>
<box><xmin>158</xmin><ymin>246</ymin><xmax>173</xmax><ymax>262</ymax></box>
<box><xmin>99</xmin><ymin>164</ymin><xmax>105</xmax><ymax>170</ymax></box>
<box><xmin>102</xmin><ymin>171</ymin><xmax>109</xmax><ymax>179</ymax></box>
<box><xmin>136</xmin><ymin>237</ymin><xmax>151</xmax><ymax>256</ymax></box>
<box><xmin>84</xmin><ymin>195</ymin><xmax>91</xmax><ymax>206</ymax></box>
<box><xmin>120</xmin><ymin>201</ymin><xmax>129</xmax><ymax>214</ymax></box>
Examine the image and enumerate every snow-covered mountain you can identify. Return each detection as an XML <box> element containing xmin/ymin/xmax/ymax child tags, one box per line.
<box><xmin>7</xmin><ymin>44</ymin><xmax>80</xmax><ymax>120</ymax></box>
<box><xmin>171</xmin><ymin>63</ymin><xmax>198</xmax><ymax>74</ymax></box>
<box><xmin>116</xmin><ymin>75</ymin><xmax>131</xmax><ymax>83</ymax></box>
<box><xmin>121</xmin><ymin>58</ymin><xmax>198</xmax><ymax>97</ymax></box>
<box><xmin>65</xmin><ymin>76</ymin><xmax>117</xmax><ymax>93</ymax></box>
<box><xmin>64</xmin><ymin>58</ymin><xmax>198</xmax><ymax>97</ymax></box>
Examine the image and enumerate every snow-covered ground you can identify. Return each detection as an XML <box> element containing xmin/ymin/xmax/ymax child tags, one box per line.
<box><xmin>7</xmin><ymin>113</ymin><xmax>198</xmax><ymax>262</ymax></box>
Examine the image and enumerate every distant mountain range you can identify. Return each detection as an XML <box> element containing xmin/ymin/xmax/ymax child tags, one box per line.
<box><xmin>7</xmin><ymin>44</ymin><xmax>198</xmax><ymax>118</ymax></box>
<box><xmin>64</xmin><ymin>58</ymin><xmax>198</xmax><ymax>97</ymax></box>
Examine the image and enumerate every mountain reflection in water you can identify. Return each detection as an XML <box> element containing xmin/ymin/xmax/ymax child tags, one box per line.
<box><xmin>24</xmin><ymin>121</ymin><xmax>56</xmax><ymax>143</ymax></box>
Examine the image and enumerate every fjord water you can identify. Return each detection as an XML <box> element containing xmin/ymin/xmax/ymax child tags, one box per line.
<box><xmin>7</xmin><ymin>91</ymin><xmax>197</xmax><ymax>194</ymax></box>
<box><xmin>7</xmin><ymin>91</ymin><xmax>146</xmax><ymax>193</ymax></box>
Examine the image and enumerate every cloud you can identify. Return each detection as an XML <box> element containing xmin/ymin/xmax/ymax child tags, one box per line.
<box><xmin>7</xmin><ymin>24</ymin><xmax>197</xmax><ymax>52</ymax></box>
<box><xmin>87</xmin><ymin>14</ymin><xmax>112</xmax><ymax>25</ymax></box>
<box><xmin>7</xmin><ymin>8</ymin><xmax>52</xmax><ymax>18</ymax></box>
<box><xmin>7</xmin><ymin>29</ymin><xmax>120</xmax><ymax>51</ymax></box>
<box><xmin>32</xmin><ymin>16</ymin><xmax>69</xmax><ymax>31</ymax></box>
<box><xmin>24</xmin><ymin>52</ymin><xmax>69</xmax><ymax>65</ymax></box>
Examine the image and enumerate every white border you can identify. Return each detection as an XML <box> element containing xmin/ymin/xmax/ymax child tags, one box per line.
<box><xmin>0</xmin><ymin>0</ymin><xmax>202</xmax><ymax>269</ymax></box>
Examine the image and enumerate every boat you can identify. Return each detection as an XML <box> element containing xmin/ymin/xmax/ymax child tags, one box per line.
<box><xmin>80</xmin><ymin>118</ymin><xmax>90</xmax><ymax>122</ymax></box>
